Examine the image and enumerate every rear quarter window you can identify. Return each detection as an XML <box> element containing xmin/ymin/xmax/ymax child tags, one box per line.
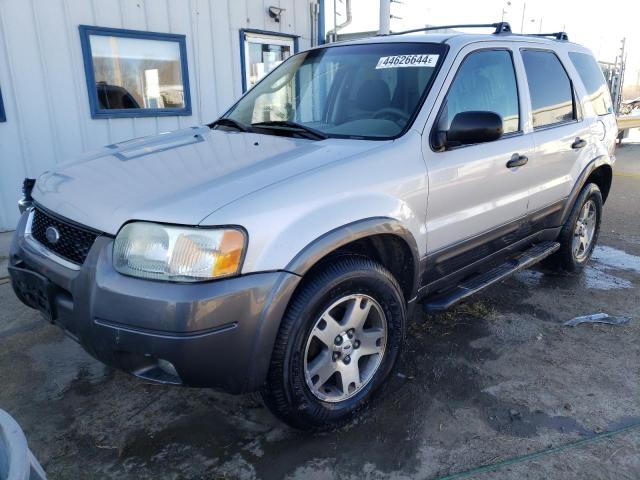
<box><xmin>569</xmin><ymin>52</ymin><xmax>614</xmax><ymax>116</ymax></box>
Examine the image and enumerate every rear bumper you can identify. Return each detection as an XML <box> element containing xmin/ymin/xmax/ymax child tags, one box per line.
<box><xmin>9</xmin><ymin>210</ymin><xmax>300</xmax><ymax>393</ymax></box>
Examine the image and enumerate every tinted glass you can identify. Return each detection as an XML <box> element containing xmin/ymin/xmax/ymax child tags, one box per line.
<box><xmin>89</xmin><ymin>35</ymin><xmax>186</xmax><ymax>110</ymax></box>
<box><xmin>569</xmin><ymin>52</ymin><xmax>613</xmax><ymax>116</ymax></box>
<box><xmin>226</xmin><ymin>43</ymin><xmax>446</xmax><ymax>139</ymax></box>
<box><xmin>522</xmin><ymin>50</ymin><xmax>575</xmax><ymax>127</ymax></box>
<box><xmin>440</xmin><ymin>50</ymin><xmax>519</xmax><ymax>134</ymax></box>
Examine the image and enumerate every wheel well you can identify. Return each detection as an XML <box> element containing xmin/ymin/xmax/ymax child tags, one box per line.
<box><xmin>303</xmin><ymin>234</ymin><xmax>417</xmax><ymax>302</ymax></box>
<box><xmin>586</xmin><ymin>165</ymin><xmax>613</xmax><ymax>203</ymax></box>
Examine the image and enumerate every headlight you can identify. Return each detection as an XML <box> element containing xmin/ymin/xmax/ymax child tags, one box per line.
<box><xmin>113</xmin><ymin>222</ymin><xmax>246</xmax><ymax>282</ymax></box>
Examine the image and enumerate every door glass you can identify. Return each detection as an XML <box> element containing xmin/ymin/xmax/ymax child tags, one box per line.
<box><xmin>439</xmin><ymin>50</ymin><xmax>520</xmax><ymax>135</ymax></box>
<box><xmin>522</xmin><ymin>50</ymin><xmax>575</xmax><ymax>127</ymax></box>
<box><xmin>569</xmin><ymin>52</ymin><xmax>613</xmax><ymax>116</ymax></box>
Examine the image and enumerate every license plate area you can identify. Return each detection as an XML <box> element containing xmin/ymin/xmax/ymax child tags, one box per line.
<box><xmin>9</xmin><ymin>265</ymin><xmax>57</xmax><ymax>321</ymax></box>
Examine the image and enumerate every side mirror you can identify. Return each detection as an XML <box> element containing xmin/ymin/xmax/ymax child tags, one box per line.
<box><xmin>444</xmin><ymin>111</ymin><xmax>503</xmax><ymax>149</ymax></box>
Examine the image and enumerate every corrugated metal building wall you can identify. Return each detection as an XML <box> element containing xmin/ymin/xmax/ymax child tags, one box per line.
<box><xmin>0</xmin><ymin>0</ymin><xmax>315</xmax><ymax>231</ymax></box>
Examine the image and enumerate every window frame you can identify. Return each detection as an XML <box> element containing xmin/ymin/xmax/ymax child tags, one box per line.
<box><xmin>0</xmin><ymin>86</ymin><xmax>6</xmax><ymax>122</ymax></box>
<box><xmin>430</xmin><ymin>47</ymin><xmax>523</xmax><ymax>152</ymax></box>
<box><xmin>520</xmin><ymin>48</ymin><xmax>580</xmax><ymax>131</ymax></box>
<box><xmin>78</xmin><ymin>25</ymin><xmax>192</xmax><ymax>119</ymax></box>
<box><xmin>239</xmin><ymin>29</ymin><xmax>299</xmax><ymax>93</ymax></box>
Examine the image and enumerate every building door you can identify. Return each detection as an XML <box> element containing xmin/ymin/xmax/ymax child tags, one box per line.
<box><xmin>241</xmin><ymin>30</ymin><xmax>297</xmax><ymax>92</ymax></box>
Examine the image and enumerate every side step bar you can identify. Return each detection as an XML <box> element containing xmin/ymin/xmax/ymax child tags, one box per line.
<box><xmin>423</xmin><ymin>241</ymin><xmax>560</xmax><ymax>313</ymax></box>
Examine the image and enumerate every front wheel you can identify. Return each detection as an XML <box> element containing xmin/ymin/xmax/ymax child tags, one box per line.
<box><xmin>261</xmin><ymin>256</ymin><xmax>406</xmax><ymax>430</ymax></box>
<box><xmin>546</xmin><ymin>182</ymin><xmax>603</xmax><ymax>272</ymax></box>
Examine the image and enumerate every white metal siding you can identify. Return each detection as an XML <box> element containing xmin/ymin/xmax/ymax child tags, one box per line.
<box><xmin>0</xmin><ymin>0</ymin><xmax>312</xmax><ymax>231</ymax></box>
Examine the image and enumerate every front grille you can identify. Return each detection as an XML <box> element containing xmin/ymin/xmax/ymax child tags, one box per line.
<box><xmin>31</xmin><ymin>207</ymin><xmax>101</xmax><ymax>265</ymax></box>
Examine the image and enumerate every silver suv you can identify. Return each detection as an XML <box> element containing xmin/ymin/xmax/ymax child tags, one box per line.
<box><xmin>9</xmin><ymin>22</ymin><xmax>617</xmax><ymax>429</ymax></box>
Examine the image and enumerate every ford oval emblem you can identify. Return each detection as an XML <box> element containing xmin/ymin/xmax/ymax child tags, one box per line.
<box><xmin>45</xmin><ymin>226</ymin><xmax>61</xmax><ymax>244</ymax></box>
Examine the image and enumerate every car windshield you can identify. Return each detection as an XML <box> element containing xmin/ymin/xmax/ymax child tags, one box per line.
<box><xmin>223</xmin><ymin>42</ymin><xmax>447</xmax><ymax>140</ymax></box>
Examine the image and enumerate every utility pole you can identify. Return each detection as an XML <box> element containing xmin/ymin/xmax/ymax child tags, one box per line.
<box><xmin>333</xmin><ymin>0</ymin><xmax>338</xmax><ymax>42</ymax></box>
<box><xmin>379</xmin><ymin>0</ymin><xmax>391</xmax><ymax>35</ymax></box>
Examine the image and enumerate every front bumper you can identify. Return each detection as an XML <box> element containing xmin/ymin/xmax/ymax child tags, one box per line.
<box><xmin>8</xmin><ymin>210</ymin><xmax>300</xmax><ymax>393</ymax></box>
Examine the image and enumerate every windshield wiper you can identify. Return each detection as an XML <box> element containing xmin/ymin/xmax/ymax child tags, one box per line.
<box><xmin>209</xmin><ymin>118</ymin><xmax>253</xmax><ymax>133</ymax></box>
<box><xmin>251</xmin><ymin>121</ymin><xmax>328</xmax><ymax>140</ymax></box>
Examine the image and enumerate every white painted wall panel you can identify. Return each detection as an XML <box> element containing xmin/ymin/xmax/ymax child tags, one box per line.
<box><xmin>0</xmin><ymin>0</ymin><xmax>313</xmax><ymax>230</ymax></box>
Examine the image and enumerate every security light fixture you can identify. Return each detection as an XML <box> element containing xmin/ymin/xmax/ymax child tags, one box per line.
<box><xmin>268</xmin><ymin>6</ymin><xmax>285</xmax><ymax>23</ymax></box>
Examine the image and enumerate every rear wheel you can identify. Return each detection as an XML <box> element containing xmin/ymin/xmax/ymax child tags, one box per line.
<box><xmin>546</xmin><ymin>183</ymin><xmax>602</xmax><ymax>272</ymax></box>
<box><xmin>262</xmin><ymin>256</ymin><xmax>406</xmax><ymax>430</ymax></box>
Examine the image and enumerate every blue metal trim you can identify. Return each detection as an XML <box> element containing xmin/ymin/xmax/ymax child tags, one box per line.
<box><xmin>239</xmin><ymin>28</ymin><xmax>300</xmax><ymax>93</ymax></box>
<box><xmin>318</xmin><ymin>0</ymin><xmax>326</xmax><ymax>45</ymax></box>
<box><xmin>78</xmin><ymin>25</ymin><xmax>192</xmax><ymax>119</ymax></box>
<box><xmin>0</xmin><ymin>87</ymin><xmax>6</xmax><ymax>122</ymax></box>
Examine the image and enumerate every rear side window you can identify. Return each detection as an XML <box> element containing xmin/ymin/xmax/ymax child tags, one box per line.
<box><xmin>569</xmin><ymin>52</ymin><xmax>613</xmax><ymax>116</ymax></box>
<box><xmin>521</xmin><ymin>50</ymin><xmax>575</xmax><ymax>128</ymax></box>
<box><xmin>438</xmin><ymin>49</ymin><xmax>520</xmax><ymax>135</ymax></box>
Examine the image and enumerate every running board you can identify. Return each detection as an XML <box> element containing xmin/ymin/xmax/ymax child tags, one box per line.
<box><xmin>423</xmin><ymin>241</ymin><xmax>560</xmax><ymax>313</ymax></box>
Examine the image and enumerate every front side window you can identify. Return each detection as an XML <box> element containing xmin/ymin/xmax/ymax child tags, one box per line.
<box><xmin>225</xmin><ymin>42</ymin><xmax>446</xmax><ymax>140</ymax></box>
<box><xmin>436</xmin><ymin>49</ymin><xmax>520</xmax><ymax>136</ymax></box>
<box><xmin>522</xmin><ymin>50</ymin><xmax>575</xmax><ymax>128</ymax></box>
<box><xmin>242</xmin><ymin>30</ymin><xmax>296</xmax><ymax>92</ymax></box>
<box><xmin>569</xmin><ymin>52</ymin><xmax>613</xmax><ymax>116</ymax></box>
<box><xmin>79</xmin><ymin>26</ymin><xmax>191</xmax><ymax>118</ymax></box>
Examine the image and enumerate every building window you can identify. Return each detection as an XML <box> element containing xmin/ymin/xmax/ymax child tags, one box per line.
<box><xmin>79</xmin><ymin>25</ymin><xmax>191</xmax><ymax>118</ymax></box>
<box><xmin>240</xmin><ymin>29</ymin><xmax>298</xmax><ymax>92</ymax></box>
<box><xmin>0</xmin><ymin>87</ymin><xmax>5</xmax><ymax>122</ymax></box>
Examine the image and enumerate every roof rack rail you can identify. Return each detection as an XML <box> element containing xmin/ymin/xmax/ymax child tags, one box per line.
<box><xmin>527</xmin><ymin>32</ymin><xmax>569</xmax><ymax>41</ymax></box>
<box><xmin>388</xmin><ymin>22</ymin><xmax>512</xmax><ymax>36</ymax></box>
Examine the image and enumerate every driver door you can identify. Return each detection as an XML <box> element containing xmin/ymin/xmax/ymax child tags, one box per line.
<box><xmin>423</xmin><ymin>46</ymin><xmax>535</xmax><ymax>279</ymax></box>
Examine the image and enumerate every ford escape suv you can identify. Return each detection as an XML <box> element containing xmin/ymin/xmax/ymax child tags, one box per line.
<box><xmin>9</xmin><ymin>22</ymin><xmax>616</xmax><ymax>430</ymax></box>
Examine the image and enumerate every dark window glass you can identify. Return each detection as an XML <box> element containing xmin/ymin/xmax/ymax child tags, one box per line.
<box><xmin>569</xmin><ymin>52</ymin><xmax>613</xmax><ymax>116</ymax></box>
<box><xmin>439</xmin><ymin>50</ymin><xmax>519</xmax><ymax>135</ymax></box>
<box><xmin>522</xmin><ymin>50</ymin><xmax>575</xmax><ymax>127</ymax></box>
<box><xmin>0</xmin><ymin>87</ymin><xmax>5</xmax><ymax>122</ymax></box>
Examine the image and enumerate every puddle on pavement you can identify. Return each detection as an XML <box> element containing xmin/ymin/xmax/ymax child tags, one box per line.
<box><xmin>584</xmin><ymin>265</ymin><xmax>633</xmax><ymax>290</ymax></box>
<box><xmin>513</xmin><ymin>245</ymin><xmax>639</xmax><ymax>291</ymax></box>
<box><xmin>592</xmin><ymin>245</ymin><xmax>640</xmax><ymax>273</ymax></box>
<box><xmin>28</xmin><ymin>336</ymin><xmax>109</xmax><ymax>399</ymax></box>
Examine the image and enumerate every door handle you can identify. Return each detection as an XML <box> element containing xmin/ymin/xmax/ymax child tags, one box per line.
<box><xmin>506</xmin><ymin>153</ymin><xmax>528</xmax><ymax>169</ymax></box>
<box><xmin>571</xmin><ymin>137</ymin><xmax>587</xmax><ymax>149</ymax></box>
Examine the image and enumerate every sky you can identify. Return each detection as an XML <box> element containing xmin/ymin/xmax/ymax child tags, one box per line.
<box><xmin>325</xmin><ymin>0</ymin><xmax>640</xmax><ymax>87</ymax></box>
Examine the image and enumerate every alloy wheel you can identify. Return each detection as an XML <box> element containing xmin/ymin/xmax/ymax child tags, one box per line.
<box><xmin>303</xmin><ymin>294</ymin><xmax>387</xmax><ymax>403</ymax></box>
<box><xmin>572</xmin><ymin>199</ymin><xmax>597</xmax><ymax>261</ymax></box>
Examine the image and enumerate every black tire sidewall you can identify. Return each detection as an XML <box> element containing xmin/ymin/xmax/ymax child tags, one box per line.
<box><xmin>268</xmin><ymin>258</ymin><xmax>406</xmax><ymax>429</ymax></box>
<box><xmin>560</xmin><ymin>183</ymin><xmax>603</xmax><ymax>271</ymax></box>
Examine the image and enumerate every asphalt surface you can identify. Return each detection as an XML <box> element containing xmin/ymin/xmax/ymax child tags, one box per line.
<box><xmin>1</xmin><ymin>139</ymin><xmax>639</xmax><ymax>480</ymax></box>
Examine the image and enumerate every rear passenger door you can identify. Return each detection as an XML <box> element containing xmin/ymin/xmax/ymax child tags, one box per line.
<box><xmin>520</xmin><ymin>49</ymin><xmax>593</xmax><ymax>215</ymax></box>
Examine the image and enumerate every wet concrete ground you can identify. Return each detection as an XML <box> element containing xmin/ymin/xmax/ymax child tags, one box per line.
<box><xmin>1</xmin><ymin>142</ymin><xmax>639</xmax><ymax>479</ymax></box>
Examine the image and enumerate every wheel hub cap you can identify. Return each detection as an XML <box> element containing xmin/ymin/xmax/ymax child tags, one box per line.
<box><xmin>572</xmin><ymin>199</ymin><xmax>597</xmax><ymax>261</ymax></box>
<box><xmin>303</xmin><ymin>294</ymin><xmax>387</xmax><ymax>403</ymax></box>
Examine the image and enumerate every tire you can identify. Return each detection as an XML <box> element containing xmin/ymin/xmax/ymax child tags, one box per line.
<box><xmin>261</xmin><ymin>256</ymin><xmax>406</xmax><ymax>430</ymax></box>
<box><xmin>545</xmin><ymin>182</ymin><xmax>603</xmax><ymax>272</ymax></box>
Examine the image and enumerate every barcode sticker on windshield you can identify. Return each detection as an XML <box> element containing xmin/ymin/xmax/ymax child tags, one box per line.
<box><xmin>375</xmin><ymin>54</ymin><xmax>439</xmax><ymax>69</ymax></box>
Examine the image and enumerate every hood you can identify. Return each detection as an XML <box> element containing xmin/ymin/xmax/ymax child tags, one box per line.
<box><xmin>33</xmin><ymin>127</ymin><xmax>384</xmax><ymax>234</ymax></box>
